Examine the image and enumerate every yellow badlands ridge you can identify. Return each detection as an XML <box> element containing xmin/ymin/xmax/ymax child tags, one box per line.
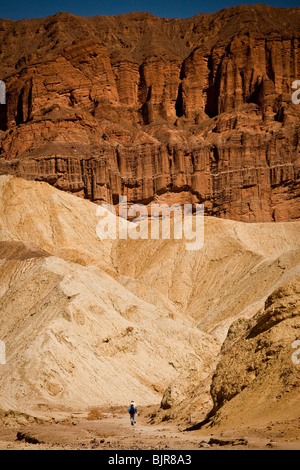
<box><xmin>0</xmin><ymin>175</ymin><xmax>299</xmax><ymax>434</ymax></box>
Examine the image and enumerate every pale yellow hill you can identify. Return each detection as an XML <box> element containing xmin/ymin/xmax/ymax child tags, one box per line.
<box><xmin>0</xmin><ymin>240</ymin><xmax>217</xmax><ymax>415</ymax></box>
<box><xmin>0</xmin><ymin>175</ymin><xmax>299</xmax><ymax>420</ymax></box>
<box><xmin>114</xmin><ymin>216</ymin><xmax>300</xmax><ymax>340</ymax></box>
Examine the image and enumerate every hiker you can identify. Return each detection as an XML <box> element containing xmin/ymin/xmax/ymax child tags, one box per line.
<box><xmin>128</xmin><ymin>401</ymin><xmax>137</xmax><ymax>426</ymax></box>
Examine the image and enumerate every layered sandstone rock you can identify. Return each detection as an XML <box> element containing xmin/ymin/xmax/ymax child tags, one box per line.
<box><xmin>0</xmin><ymin>5</ymin><xmax>299</xmax><ymax>221</ymax></box>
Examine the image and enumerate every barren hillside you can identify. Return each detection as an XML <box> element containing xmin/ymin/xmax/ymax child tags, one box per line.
<box><xmin>0</xmin><ymin>175</ymin><xmax>299</xmax><ymax>425</ymax></box>
<box><xmin>202</xmin><ymin>276</ymin><xmax>300</xmax><ymax>439</ymax></box>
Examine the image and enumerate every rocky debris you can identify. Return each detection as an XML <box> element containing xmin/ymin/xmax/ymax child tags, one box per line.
<box><xmin>0</xmin><ymin>6</ymin><xmax>299</xmax><ymax>222</ymax></box>
<box><xmin>16</xmin><ymin>432</ymin><xmax>43</xmax><ymax>444</ymax></box>
<box><xmin>90</xmin><ymin>438</ymin><xmax>100</xmax><ymax>448</ymax></box>
<box><xmin>199</xmin><ymin>436</ymin><xmax>248</xmax><ymax>447</ymax></box>
<box><xmin>0</xmin><ymin>409</ymin><xmax>45</xmax><ymax>428</ymax></box>
<box><xmin>199</xmin><ymin>440</ymin><xmax>211</xmax><ymax>448</ymax></box>
<box><xmin>266</xmin><ymin>440</ymin><xmax>277</xmax><ymax>448</ymax></box>
<box><xmin>208</xmin><ymin>437</ymin><xmax>248</xmax><ymax>446</ymax></box>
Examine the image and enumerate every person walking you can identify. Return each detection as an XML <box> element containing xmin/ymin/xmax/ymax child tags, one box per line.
<box><xmin>128</xmin><ymin>401</ymin><xmax>137</xmax><ymax>426</ymax></box>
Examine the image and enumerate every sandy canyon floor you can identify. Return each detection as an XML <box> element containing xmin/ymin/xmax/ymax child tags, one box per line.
<box><xmin>0</xmin><ymin>405</ymin><xmax>299</xmax><ymax>451</ymax></box>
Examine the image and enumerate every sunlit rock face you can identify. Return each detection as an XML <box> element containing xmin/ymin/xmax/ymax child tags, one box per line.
<box><xmin>0</xmin><ymin>5</ymin><xmax>299</xmax><ymax>222</ymax></box>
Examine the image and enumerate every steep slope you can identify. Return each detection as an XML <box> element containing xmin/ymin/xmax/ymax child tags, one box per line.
<box><xmin>1</xmin><ymin>175</ymin><xmax>300</xmax><ymax>340</ymax></box>
<box><xmin>114</xmin><ymin>217</ymin><xmax>300</xmax><ymax>340</ymax></box>
<box><xmin>0</xmin><ymin>5</ymin><xmax>299</xmax><ymax>222</ymax></box>
<box><xmin>0</xmin><ymin>174</ymin><xmax>115</xmax><ymax>272</ymax></box>
<box><xmin>0</xmin><ymin>176</ymin><xmax>220</xmax><ymax>415</ymax></box>
<box><xmin>0</xmin><ymin>240</ymin><xmax>218</xmax><ymax>414</ymax></box>
<box><xmin>201</xmin><ymin>277</ymin><xmax>300</xmax><ymax>438</ymax></box>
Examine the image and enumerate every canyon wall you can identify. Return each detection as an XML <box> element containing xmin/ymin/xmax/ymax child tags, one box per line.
<box><xmin>0</xmin><ymin>5</ymin><xmax>299</xmax><ymax>221</ymax></box>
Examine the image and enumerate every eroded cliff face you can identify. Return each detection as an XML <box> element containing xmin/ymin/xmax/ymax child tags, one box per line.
<box><xmin>0</xmin><ymin>5</ymin><xmax>299</xmax><ymax>221</ymax></box>
<box><xmin>204</xmin><ymin>277</ymin><xmax>300</xmax><ymax>433</ymax></box>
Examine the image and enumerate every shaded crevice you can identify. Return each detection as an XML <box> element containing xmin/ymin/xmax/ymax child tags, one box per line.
<box><xmin>175</xmin><ymin>83</ymin><xmax>183</xmax><ymax>118</ymax></box>
<box><xmin>265</xmin><ymin>41</ymin><xmax>275</xmax><ymax>83</ymax></box>
<box><xmin>138</xmin><ymin>64</ymin><xmax>150</xmax><ymax>125</ymax></box>
<box><xmin>140</xmin><ymin>86</ymin><xmax>152</xmax><ymax>125</ymax></box>
<box><xmin>116</xmin><ymin>147</ymin><xmax>121</xmax><ymax>172</ymax></box>
<box><xmin>205</xmin><ymin>52</ymin><xmax>222</xmax><ymax>118</ymax></box>
<box><xmin>0</xmin><ymin>104</ymin><xmax>7</xmax><ymax>131</ymax></box>
<box><xmin>16</xmin><ymin>89</ymin><xmax>25</xmax><ymax>125</ymax></box>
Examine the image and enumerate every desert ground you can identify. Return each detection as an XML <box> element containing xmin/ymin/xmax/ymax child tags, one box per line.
<box><xmin>0</xmin><ymin>405</ymin><xmax>299</xmax><ymax>450</ymax></box>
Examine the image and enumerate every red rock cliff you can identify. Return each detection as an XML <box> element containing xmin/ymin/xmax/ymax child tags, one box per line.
<box><xmin>0</xmin><ymin>5</ymin><xmax>299</xmax><ymax>221</ymax></box>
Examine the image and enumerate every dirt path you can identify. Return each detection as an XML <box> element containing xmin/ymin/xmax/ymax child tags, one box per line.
<box><xmin>0</xmin><ymin>406</ymin><xmax>299</xmax><ymax>450</ymax></box>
